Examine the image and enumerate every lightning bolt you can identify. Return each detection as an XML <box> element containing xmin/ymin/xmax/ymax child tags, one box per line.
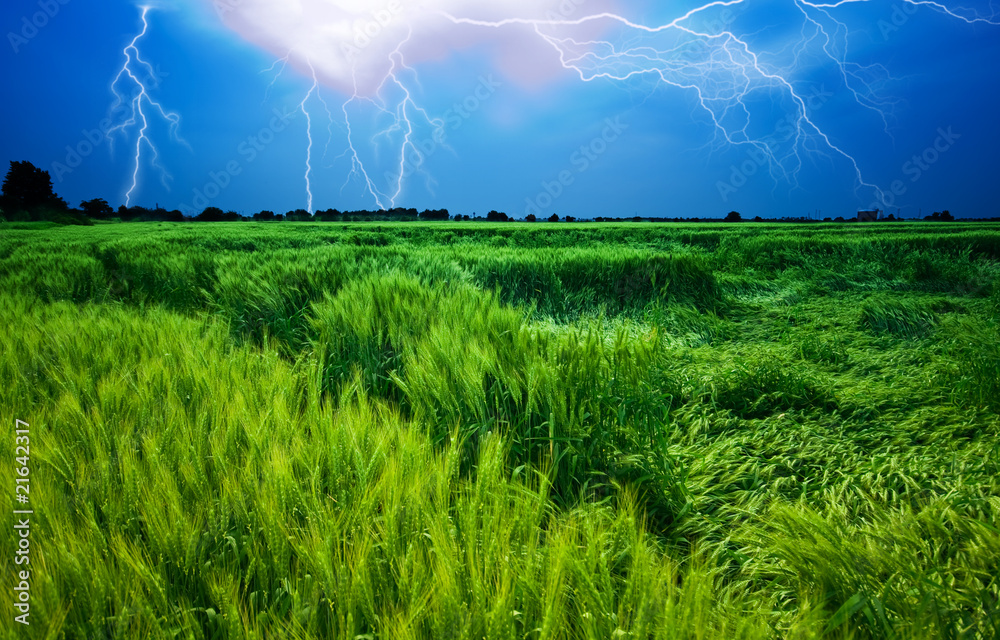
<box><xmin>299</xmin><ymin>62</ymin><xmax>320</xmax><ymax>213</ymax></box>
<box><xmin>107</xmin><ymin>5</ymin><xmax>190</xmax><ymax>207</ymax></box>
<box><xmin>333</xmin><ymin>28</ymin><xmax>446</xmax><ymax>210</ymax></box>
<box><xmin>810</xmin><ymin>0</ymin><xmax>999</xmax><ymax>24</ymax></box>
<box><xmin>262</xmin><ymin>27</ymin><xmax>447</xmax><ymax>211</ymax></box>
<box><xmin>253</xmin><ymin>0</ymin><xmax>995</xmax><ymax>212</ymax></box>
<box><xmin>438</xmin><ymin>0</ymin><xmax>997</xmax><ymax>206</ymax></box>
<box><xmin>263</xmin><ymin>55</ymin><xmax>338</xmax><ymax>213</ymax></box>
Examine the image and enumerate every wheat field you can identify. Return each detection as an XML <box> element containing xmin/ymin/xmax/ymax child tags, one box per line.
<box><xmin>1</xmin><ymin>221</ymin><xmax>998</xmax><ymax>639</ymax></box>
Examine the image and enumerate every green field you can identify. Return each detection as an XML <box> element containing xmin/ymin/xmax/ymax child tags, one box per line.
<box><xmin>2</xmin><ymin>221</ymin><xmax>999</xmax><ymax>639</ymax></box>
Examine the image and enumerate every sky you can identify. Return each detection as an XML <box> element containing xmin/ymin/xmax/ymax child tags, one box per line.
<box><xmin>1</xmin><ymin>0</ymin><xmax>999</xmax><ymax>220</ymax></box>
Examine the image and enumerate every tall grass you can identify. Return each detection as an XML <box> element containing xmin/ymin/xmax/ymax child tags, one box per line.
<box><xmin>1</xmin><ymin>222</ymin><xmax>998</xmax><ymax>639</ymax></box>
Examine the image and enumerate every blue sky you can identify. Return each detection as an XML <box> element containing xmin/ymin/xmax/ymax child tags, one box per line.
<box><xmin>2</xmin><ymin>0</ymin><xmax>998</xmax><ymax>219</ymax></box>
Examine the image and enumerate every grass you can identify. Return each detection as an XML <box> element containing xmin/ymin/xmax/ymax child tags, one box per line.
<box><xmin>1</xmin><ymin>221</ymin><xmax>998</xmax><ymax>639</ymax></box>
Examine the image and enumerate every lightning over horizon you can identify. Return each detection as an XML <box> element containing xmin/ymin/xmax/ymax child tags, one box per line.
<box><xmin>207</xmin><ymin>0</ymin><xmax>998</xmax><ymax>214</ymax></box>
<box><xmin>436</xmin><ymin>0</ymin><xmax>997</xmax><ymax>209</ymax></box>
<box><xmin>107</xmin><ymin>5</ymin><xmax>189</xmax><ymax>207</ymax></box>
<box><xmin>3</xmin><ymin>0</ymin><xmax>997</xmax><ymax>218</ymax></box>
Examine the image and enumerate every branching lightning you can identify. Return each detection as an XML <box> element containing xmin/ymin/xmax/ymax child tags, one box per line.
<box><xmin>438</xmin><ymin>0</ymin><xmax>995</xmax><ymax>205</ymax></box>
<box><xmin>250</xmin><ymin>0</ymin><xmax>996</xmax><ymax>210</ymax></box>
<box><xmin>262</xmin><ymin>25</ymin><xmax>448</xmax><ymax>211</ymax></box>
<box><xmin>107</xmin><ymin>5</ymin><xmax>190</xmax><ymax>207</ymax></box>
<box><xmin>300</xmin><ymin>62</ymin><xmax>320</xmax><ymax>213</ymax></box>
<box><xmin>445</xmin><ymin>0</ymin><xmax>997</xmax><ymax>205</ymax></box>
<box><xmin>323</xmin><ymin>28</ymin><xmax>446</xmax><ymax>210</ymax></box>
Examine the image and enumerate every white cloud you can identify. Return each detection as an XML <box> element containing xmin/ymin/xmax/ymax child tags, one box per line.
<box><xmin>211</xmin><ymin>0</ymin><xmax>607</xmax><ymax>95</ymax></box>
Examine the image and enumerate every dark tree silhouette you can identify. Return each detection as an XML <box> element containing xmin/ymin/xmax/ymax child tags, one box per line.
<box><xmin>486</xmin><ymin>210</ymin><xmax>509</xmax><ymax>222</ymax></box>
<box><xmin>724</xmin><ymin>210</ymin><xmax>742</xmax><ymax>222</ymax></box>
<box><xmin>925</xmin><ymin>211</ymin><xmax>954</xmax><ymax>221</ymax></box>
<box><xmin>115</xmin><ymin>205</ymin><xmax>184</xmax><ymax>222</ymax></box>
<box><xmin>315</xmin><ymin>209</ymin><xmax>341</xmax><ymax>221</ymax></box>
<box><xmin>194</xmin><ymin>207</ymin><xmax>242</xmax><ymax>222</ymax></box>
<box><xmin>1</xmin><ymin>160</ymin><xmax>67</xmax><ymax>214</ymax></box>
<box><xmin>418</xmin><ymin>208</ymin><xmax>450</xmax><ymax>220</ymax></box>
<box><xmin>197</xmin><ymin>207</ymin><xmax>226</xmax><ymax>221</ymax></box>
<box><xmin>525</xmin><ymin>214</ymin><xmax>537</xmax><ymax>222</ymax></box>
<box><xmin>80</xmin><ymin>198</ymin><xmax>114</xmax><ymax>219</ymax></box>
<box><xmin>548</xmin><ymin>214</ymin><xmax>560</xmax><ymax>222</ymax></box>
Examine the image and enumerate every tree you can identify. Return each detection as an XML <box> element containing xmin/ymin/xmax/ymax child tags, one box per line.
<box><xmin>197</xmin><ymin>207</ymin><xmax>225</xmax><ymax>221</ymax></box>
<box><xmin>194</xmin><ymin>207</ymin><xmax>241</xmax><ymax>222</ymax></box>
<box><xmin>418</xmin><ymin>208</ymin><xmax>450</xmax><ymax>220</ymax></box>
<box><xmin>253</xmin><ymin>210</ymin><xmax>276</xmax><ymax>221</ymax></box>
<box><xmin>486</xmin><ymin>210</ymin><xmax>509</xmax><ymax>222</ymax></box>
<box><xmin>118</xmin><ymin>205</ymin><xmax>150</xmax><ymax>221</ymax></box>
<box><xmin>548</xmin><ymin>214</ymin><xmax>560</xmax><ymax>222</ymax></box>
<box><xmin>724</xmin><ymin>210</ymin><xmax>742</xmax><ymax>222</ymax></box>
<box><xmin>315</xmin><ymin>209</ymin><xmax>341</xmax><ymax>221</ymax></box>
<box><xmin>925</xmin><ymin>211</ymin><xmax>954</xmax><ymax>221</ymax></box>
<box><xmin>80</xmin><ymin>198</ymin><xmax>114</xmax><ymax>219</ymax></box>
<box><xmin>1</xmin><ymin>160</ymin><xmax>67</xmax><ymax>214</ymax></box>
<box><xmin>525</xmin><ymin>214</ymin><xmax>537</xmax><ymax>222</ymax></box>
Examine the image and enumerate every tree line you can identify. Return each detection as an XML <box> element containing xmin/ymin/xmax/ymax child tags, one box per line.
<box><xmin>0</xmin><ymin>160</ymin><xmax>973</xmax><ymax>224</ymax></box>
